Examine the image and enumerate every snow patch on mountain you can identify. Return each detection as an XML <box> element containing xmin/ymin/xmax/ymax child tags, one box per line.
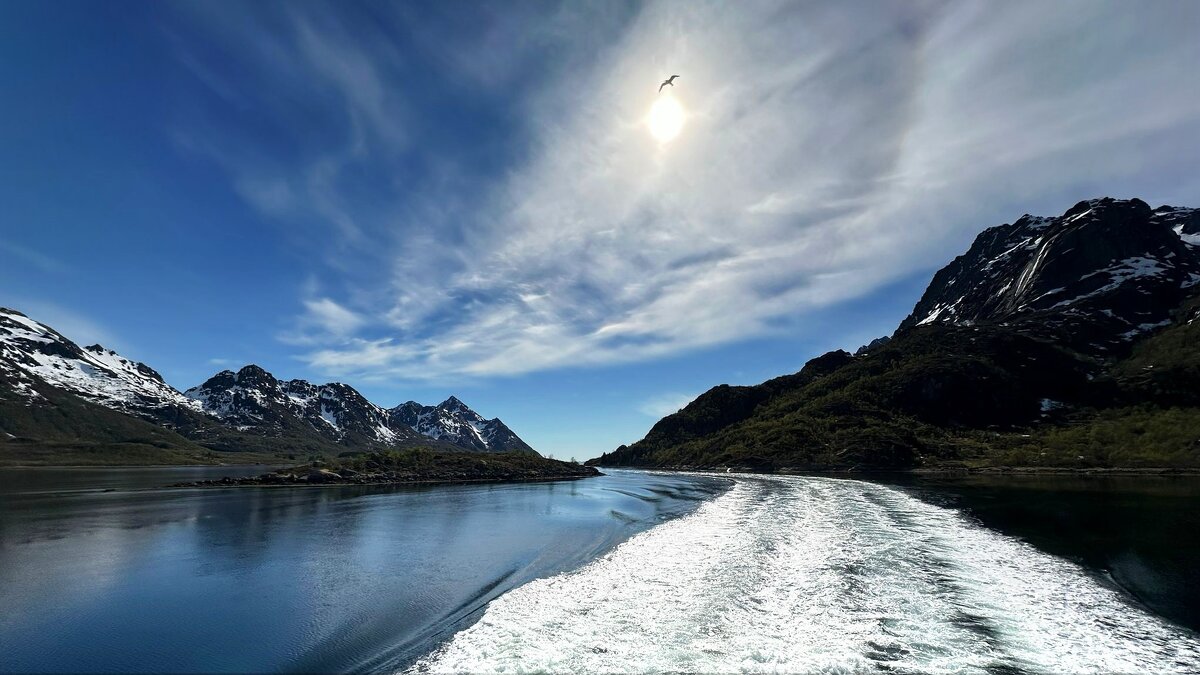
<box><xmin>389</xmin><ymin>396</ymin><xmax>535</xmax><ymax>453</ymax></box>
<box><xmin>2</xmin><ymin>307</ymin><xmax>538</xmax><ymax>455</ymax></box>
<box><xmin>1</xmin><ymin>307</ymin><xmax>200</xmax><ymax>413</ymax></box>
<box><xmin>1155</xmin><ymin>206</ymin><xmax>1200</xmax><ymax>247</ymax></box>
<box><xmin>901</xmin><ymin>199</ymin><xmax>1200</xmax><ymax>352</ymax></box>
<box><xmin>184</xmin><ymin>367</ymin><xmax>403</xmax><ymax>446</ymax></box>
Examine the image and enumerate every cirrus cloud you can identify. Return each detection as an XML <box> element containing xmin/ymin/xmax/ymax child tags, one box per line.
<box><xmin>171</xmin><ymin>0</ymin><xmax>1200</xmax><ymax>383</ymax></box>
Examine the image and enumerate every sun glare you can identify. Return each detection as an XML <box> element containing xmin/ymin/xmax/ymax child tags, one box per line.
<box><xmin>647</xmin><ymin>96</ymin><xmax>685</xmax><ymax>143</ymax></box>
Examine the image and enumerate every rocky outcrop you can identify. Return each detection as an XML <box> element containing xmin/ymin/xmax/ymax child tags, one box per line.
<box><xmin>900</xmin><ymin>198</ymin><xmax>1200</xmax><ymax>355</ymax></box>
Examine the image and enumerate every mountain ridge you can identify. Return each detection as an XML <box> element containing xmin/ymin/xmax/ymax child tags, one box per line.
<box><xmin>591</xmin><ymin>197</ymin><xmax>1200</xmax><ymax>471</ymax></box>
<box><xmin>1</xmin><ymin>309</ymin><xmax>538</xmax><ymax>463</ymax></box>
<box><xmin>899</xmin><ymin>197</ymin><xmax>1199</xmax><ymax>355</ymax></box>
<box><xmin>388</xmin><ymin>396</ymin><xmax>535</xmax><ymax>454</ymax></box>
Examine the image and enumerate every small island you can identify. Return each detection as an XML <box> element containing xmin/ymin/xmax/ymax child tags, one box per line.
<box><xmin>173</xmin><ymin>448</ymin><xmax>602</xmax><ymax>488</ymax></box>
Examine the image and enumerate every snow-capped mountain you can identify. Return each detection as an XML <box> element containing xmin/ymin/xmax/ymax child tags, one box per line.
<box><xmin>2</xmin><ymin>307</ymin><xmax>539</xmax><ymax>457</ymax></box>
<box><xmin>184</xmin><ymin>368</ymin><xmax>537</xmax><ymax>453</ymax></box>
<box><xmin>184</xmin><ymin>365</ymin><xmax>422</xmax><ymax>447</ymax></box>
<box><xmin>389</xmin><ymin>396</ymin><xmax>535</xmax><ymax>453</ymax></box>
<box><xmin>0</xmin><ymin>307</ymin><xmax>200</xmax><ymax>417</ymax></box>
<box><xmin>900</xmin><ymin>198</ymin><xmax>1200</xmax><ymax>354</ymax></box>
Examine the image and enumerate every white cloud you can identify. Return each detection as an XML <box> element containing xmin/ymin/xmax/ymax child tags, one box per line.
<box><xmin>638</xmin><ymin>391</ymin><xmax>702</xmax><ymax>418</ymax></box>
<box><xmin>294</xmin><ymin>2</ymin><xmax>933</xmax><ymax>380</ymax></box>
<box><xmin>304</xmin><ymin>297</ymin><xmax>365</xmax><ymax>335</ymax></box>
<box><xmin>0</xmin><ymin>242</ymin><xmax>69</xmax><ymax>275</ymax></box>
<box><xmin>291</xmin><ymin>14</ymin><xmax>408</xmax><ymax>153</ymax></box>
<box><xmin>175</xmin><ymin>1</ymin><xmax>1200</xmax><ymax>382</ymax></box>
<box><xmin>233</xmin><ymin>175</ymin><xmax>294</xmax><ymax>216</ymax></box>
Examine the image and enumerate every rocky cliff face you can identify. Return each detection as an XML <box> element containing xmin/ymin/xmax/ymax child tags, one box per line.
<box><xmin>900</xmin><ymin>198</ymin><xmax>1200</xmax><ymax>354</ymax></box>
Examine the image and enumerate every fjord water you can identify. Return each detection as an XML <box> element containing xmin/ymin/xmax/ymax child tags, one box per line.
<box><xmin>0</xmin><ymin>467</ymin><xmax>727</xmax><ymax>673</ymax></box>
<box><xmin>3</xmin><ymin>469</ymin><xmax>1199</xmax><ymax>673</ymax></box>
<box><xmin>872</xmin><ymin>473</ymin><xmax>1200</xmax><ymax>635</ymax></box>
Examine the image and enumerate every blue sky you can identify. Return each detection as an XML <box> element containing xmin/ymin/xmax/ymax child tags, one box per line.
<box><xmin>2</xmin><ymin>1</ymin><xmax>1199</xmax><ymax>459</ymax></box>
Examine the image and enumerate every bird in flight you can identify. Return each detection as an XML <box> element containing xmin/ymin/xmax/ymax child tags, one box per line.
<box><xmin>658</xmin><ymin>75</ymin><xmax>680</xmax><ymax>92</ymax></box>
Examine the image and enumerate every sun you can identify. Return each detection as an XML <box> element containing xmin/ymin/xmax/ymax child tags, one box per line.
<box><xmin>647</xmin><ymin>96</ymin><xmax>685</xmax><ymax>142</ymax></box>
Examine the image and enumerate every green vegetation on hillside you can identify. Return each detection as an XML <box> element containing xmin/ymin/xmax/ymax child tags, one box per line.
<box><xmin>0</xmin><ymin>380</ymin><xmax>210</xmax><ymax>465</ymax></box>
<box><xmin>333</xmin><ymin>447</ymin><xmax>592</xmax><ymax>477</ymax></box>
<box><xmin>1</xmin><ymin>380</ymin><xmax>308</xmax><ymax>466</ymax></box>
<box><xmin>183</xmin><ymin>448</ymin><xmax>600</xmax><ymax>486</ymax></box>
<box><xmin>592</xmin><ymin>316</ymin><xmax>1200</xmax><ymax>471</ymax></box>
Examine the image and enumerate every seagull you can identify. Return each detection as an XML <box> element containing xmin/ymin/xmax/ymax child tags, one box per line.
<box><xmin>658</xmin><ymin>75</ymin><xmax>679</xmax><ymax>92</ymax></box>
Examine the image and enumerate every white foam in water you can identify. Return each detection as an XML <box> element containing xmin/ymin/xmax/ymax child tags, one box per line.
<box><xmin>409</xmin><ymin>476</ymin><xmax>1200</xmax><ymax>673</ymax></box>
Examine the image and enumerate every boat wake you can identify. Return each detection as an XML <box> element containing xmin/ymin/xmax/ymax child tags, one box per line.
<box><xmin>410</xmin><ymin>475</ymin><xmax>1200</xmax><ymax>673</ymax></box>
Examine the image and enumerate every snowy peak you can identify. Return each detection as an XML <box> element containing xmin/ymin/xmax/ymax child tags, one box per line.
<box><xmin>2</xmin><ymin>307</ymin><xmax>539</xmax><ymax>457</ymax></box>
<box><xmin>388</xmin><ymin>401</ymin><xmax>424</xmax><ymax>427</ymax></box>
<box><xmin>231</xmin><ymin>364</ymin><xmax>277</xmax><ymax>387</ymax></box>
<box><xmin>0</xmin><ymin>307</ymin><xmax>199</xmax><ymax>415</ymax></box>
<box><xmin>437</xmin><ymin>395</ymin><xmax>473</xmax><ymax>415</ymax></box>
<box><xmin>184</xmin><ymin>367</ymin><xmax>536</xmax><ymax>454</ymax></box>
<box><xmin>901</xmin><ymin>198</ymin><xmax>1200</xmax><ymax>353</ymax></box>
<box><xmin>1154</xmin><ymin>204</ymin><xmax>1200</xmax><ymax>246</ymax></box>
<box><xmin>388</xmin><ymin>398</ymin><xmax>535</xmax><ymax>454</ymax></box>
<box><xmin>185</xmin><ymin>365</ymin><xmax>287</xmax><ymax>428</ymax></box>
<box><xmin>83</xmin><ymin>344</ymin><xmax>168</xmax><ymax>384</ymax></box>
<box><xmin>185</xmin><ymin>365</ymin><xmax>412</xmax><ymax>446</ymax></box>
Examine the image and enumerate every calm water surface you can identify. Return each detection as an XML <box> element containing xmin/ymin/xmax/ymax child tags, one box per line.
<box><xmin>0</xmin><ymin>467</ymin><xmax>728</xmax><ymax>673</ymax></box>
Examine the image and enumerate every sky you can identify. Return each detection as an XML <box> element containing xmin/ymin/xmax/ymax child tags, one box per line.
<box><xmin>2</xmin><ymin>1</ymin><xmax>1199</xmax><ymax>460</ymax></box>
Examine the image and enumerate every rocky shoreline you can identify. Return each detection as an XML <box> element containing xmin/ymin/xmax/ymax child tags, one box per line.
<box><xmin>174</xmin><ymin>460</ymin><xmax>602</xmax><ymax>489</ymax></box>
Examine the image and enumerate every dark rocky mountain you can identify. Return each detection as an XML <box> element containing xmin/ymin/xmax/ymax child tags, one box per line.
<box><xmin>1</xmin><ymin>308</ymin><xmax>538</xmax><ymax>463</ymax></box>
<box><xmin>899</xmin><ymin>198</ymin><xmax>1200</xmax><ymax>355</ymax></box>
<box><xmin>854</xmin><ymin>336</ymin><xmax>890</xmax><ymax>356</ymax></box>
<box><xmin>388</xmin><ymin>396</ymin><xmax>535</xmax><ymax>453</ymax></box>
<box><xmin>183</xmin><ymin>366</ymin><xmax>426</xmax><ymax>449</ymax></box>
<box><xmin>184</xmin><ymin>370</ymin><xmax>535</xmax><ymax>454</ymax></box>
<box><xmin>592</xmin><ymin>198</ymin><xmax>1200</xmax><ymax>471</ymax></box>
